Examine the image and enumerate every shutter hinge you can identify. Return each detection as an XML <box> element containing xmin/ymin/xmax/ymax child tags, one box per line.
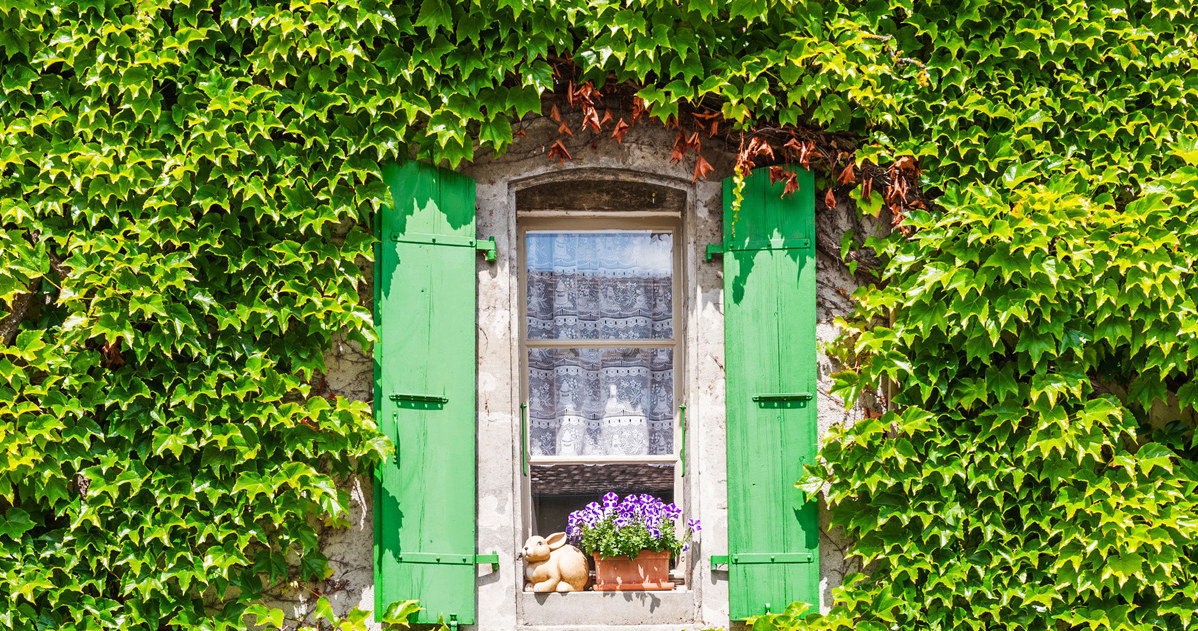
<box><xmin>705</xmin><ymin>238</ymin><xmax>812</xmax><ymax>261</ymax></box>
<box><xmin>393</xmin><ymin>551</ymin><xmax>500</xmax><ymax>570</ymax></box>
<box><xmin>714</xmin><ymin>552</ymin><xmax>814</xmax><ymax>565</ymax></box>
<box><xmin>475</xmin><ymin>236</ymin><xmax>497</xmax><ymax>262</ymax></box>
<box><xmin>390</xmin><ymin>393</ymin><xmax>448</xmax><ymax>404</ymax></box>
<box><xmin>752</xmin><ymin>392</ymin><xmax>813</xmax><ymax>402</ymax></box>
<box><xmin>475</xmin><ymin>551</ymin><xmax>500</xmax><ymax>570</ymax></box>
<box><xmin>392</xmin><ymin>232</ymin><xmax>497</xmax><ymax>263</ymax></box>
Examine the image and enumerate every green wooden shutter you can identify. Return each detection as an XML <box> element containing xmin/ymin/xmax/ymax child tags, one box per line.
<box><xmin>720</xmin><ymin>167</ymin><xmax>820</xmax><ymax>619</ymax></box>
<box><xmin>374</xmin><ymin>161</ymin><xmax>481</xmax><ymax>626</ymax></box>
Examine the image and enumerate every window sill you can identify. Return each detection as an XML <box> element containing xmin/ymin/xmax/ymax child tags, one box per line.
<box><xmin>519</xmin><ymin>589</ymin><xmax>696</xmax><ymax>626</ymax></box>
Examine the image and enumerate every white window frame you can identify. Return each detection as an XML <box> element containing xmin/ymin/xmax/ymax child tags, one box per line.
<box><xmin>516</xmin><ymin>211</ymin><xmax>689</xmax><ymax>576</ymax></box>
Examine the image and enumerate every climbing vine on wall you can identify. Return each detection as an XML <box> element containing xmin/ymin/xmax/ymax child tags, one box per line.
<box><xmin>2</xmin><ymin>0</ymin><xmax>1197</xmax><ymax>629</ymax></box>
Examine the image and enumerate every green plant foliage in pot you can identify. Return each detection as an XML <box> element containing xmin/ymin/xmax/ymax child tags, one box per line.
<box><xmin>567</xmin><ymin>492</ymin><xmax>699</xmax><ymax>559</ymax></box>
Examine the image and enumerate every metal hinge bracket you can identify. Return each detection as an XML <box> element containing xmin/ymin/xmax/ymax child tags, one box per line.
<box><xmin>753</xmin><ymin>392</ymin><xmax>813</xmax><ymax>402</ymax></box>
<box><xmin>392</xmin><ymin>232</ymin><xmax>496</xmax><ymax>262</ymax></box>
<box><xmin>706</xmin><ymin>238</ymin><xmax>812</xmax><ymax>262</ymax></box>
<box><xmin>390</xmin><ymin>393</ymin><xmax>448</xmax><ymax>404</ymax></box>
<box><xmin>711</xmin><ymin>552</ymin><xmax>814</xmax><ymax>566</ymax></box>
<box><xmin>475</xmin><ymin>551</ymin><xmax>500</xmax><ymax>570</ymax></box>
<box><xmin>393</xmin><ymin>551</ymin><xmax>500</xmax><ymax>570</ymax></box>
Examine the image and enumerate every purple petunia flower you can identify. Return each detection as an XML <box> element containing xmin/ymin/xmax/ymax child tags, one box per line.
<box><xmin>568</xmin><ymin>492</ymin><xmax>694</xmax><ymax>557</ymax></box>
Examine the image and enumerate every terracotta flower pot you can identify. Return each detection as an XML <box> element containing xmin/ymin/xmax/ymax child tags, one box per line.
<box><xmin>591</xmin><ymin>551</ymin><xmax>675</xmax><ymax>591</ymax></box>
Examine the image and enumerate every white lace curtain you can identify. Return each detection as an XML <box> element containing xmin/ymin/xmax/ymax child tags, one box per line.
<box><xmin>525</xmin><ymin>232</ymin><xmax>673</xmax><ymax>340</ymax></box>
<box><xmin>526</xmin><ymin>232</ymin><xmax>675</xmax><ymax>457</ymax></box>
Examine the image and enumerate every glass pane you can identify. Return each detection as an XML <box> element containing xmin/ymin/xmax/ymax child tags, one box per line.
<box><xmin>525</xmin><ymin>230</ymin><xmax>673</xmax><ymax>340</ymax></box>
<box><xmin>528</xmin><ymin>347</ymin><xmax>674</xmax><ymax>457</ymax></box>
<box><xmin>530</xmin><ymin>463</ymin><xmax>675</xmax><ymax>536</ymax></box>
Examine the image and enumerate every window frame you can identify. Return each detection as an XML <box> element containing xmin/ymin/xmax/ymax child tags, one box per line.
<box><xmin>516</xmin><ymin>210</ymin><xmax>690</xmax><ymax>576</ymax></box>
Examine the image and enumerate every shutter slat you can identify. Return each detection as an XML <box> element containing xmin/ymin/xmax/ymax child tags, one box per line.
<box><xmin>723</xmin><ymin>167</ymin><xmax>820</xmax><ymax>619</ymax></box>
<box><xmin>375</xmin><ymin>161</ymin><xmax>478</xmax><ymax>625</ymax></box>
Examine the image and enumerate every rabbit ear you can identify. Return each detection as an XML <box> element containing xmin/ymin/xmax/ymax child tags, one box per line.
<box><xmin>546</xmin><ymin>532</ymin><xmax>567</xmax><ymax>550</ymax></box>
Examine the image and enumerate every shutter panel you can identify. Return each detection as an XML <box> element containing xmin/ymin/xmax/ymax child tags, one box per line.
<box><xmin>374</xmin><ymin>161</ymin><xmax>478</xmax><ymax>625</ymax></box>
<box><xmin>722</xmin><ymin>167</ymin><xmax>820</xmax><ymax>618</ymax></box>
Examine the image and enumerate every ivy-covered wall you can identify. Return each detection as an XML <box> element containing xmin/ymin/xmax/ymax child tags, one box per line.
<box><xmin>3</xmin><ymin>0</ymin><xmax>1197</xmax><ymax>630</ymax></box>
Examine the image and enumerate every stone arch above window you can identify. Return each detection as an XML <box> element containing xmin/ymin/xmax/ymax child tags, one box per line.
<box><xmin>516</xmin><ymin>178</ymin><xmax>687</xmax><ymax>212</ymax></box>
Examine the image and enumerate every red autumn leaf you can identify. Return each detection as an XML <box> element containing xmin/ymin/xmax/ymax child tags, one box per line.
<box><xmin>799</xmin><ymin>141</ymin><xmax>820</xmax><ymax>169</ymax></box>
<box><xmin>583</xmin><ymin>106</ymin><xmax>602</xmax><ymax>133</ymax></box>
<box><xmin>631</xmin><ymin>96</ymin><xmax>646</xmax><ymax>122</ymax></box>
<box><xmin>894</xmin><ymin>155</ymin><xmax>918</xmax><ymax>173</ymax></box>
<box><xmin>670</xmin><ymin>130</ymin><xmax>687</xmax><ymax>163</ymax></box>
<box><xmin>693</xmin><ymin>155</ymin><xmax>714</xmax><ymax>182</ymax></box>
<box><xmin>548</xmin><ymin>139</ymin><xmax>572</xmax><ymax>165</ymax></box>
<box><xmin>735</xmin><ymin>144</ymin><xmax>756</xmax><ymax>175</ymax></box>
<box><xmin>686</xmin><ymin>131</ymin><xmax>700</xmax><ymax>149</ymax></box>
<box><xmin>825</xmin><ymin>188</ymin><xmax>836</xmax><ymax>208</ymax></box>
<box><xmin>860</xmin><ymin>177</ymin><xmax>873</xmax><ymax>201</ymax></box>
<box><xmin>550</xmin><ymin>103</ymin><xmax>561</xmax><ymax>122</ymax></box>
<box><xmin>514</xmin><ymin>128</ymin><xmax>527</xmax><ymax>138</ymax></box>
<box><xmin>783</xmin><ymin>173</ymin><xmax>801</xmax><ymax>197</ymax></box>
<box><xmin>784</xmin><ymin>137</ymin><xmax>803</xmax><ymax>152</ymax></box>
<box><xmin>769</xmin><ymin>165</ymin><xmax>786</xmax><ymax>184</ymax></box>
<box><xmin>838</xmin><ymin>162</ymin><xmax>856</xmax><ymax>185</ymax></box>
<box><xmin>611</xmin><ymin>118</ymin><xmax>631</xmax><ymax>143</ymax></box>
<box><xmin>709</xmin><ymin>120</ymin><xmax>718</xmax><ymax>137</ymax></box>
<box><xmin>558</xmin><ymin>120</ymin><xmax>573</xmax><ymax>137</ymax></box>
<box><xmin>600</xmin><ymin>109</ymin><xmax>613</xmax><ymax>128</ymax></box>
<box><xmin>575</xmin><ymin>81</ymin><xmax>596</xmax><ymax>105</ymax></box>
<box><xmin>751</xmin><ymin>138</ymin><xmax>774</xmax><ymax>160</ymax></box>
<box><xmin>567</xmin><ymin>81</ymin><xmax>576</xmax><ymax>108</ymax></box>
<box><xmin>691</xmin><ymin>111</ymin><xmax>720</xmax><ymax>120</ymax></box>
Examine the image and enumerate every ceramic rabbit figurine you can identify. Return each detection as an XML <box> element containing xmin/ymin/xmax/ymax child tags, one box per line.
<box><xmin>521</xmin><ymin>532</ymin><xmax>589</xmax><ymax>592</ymax></box>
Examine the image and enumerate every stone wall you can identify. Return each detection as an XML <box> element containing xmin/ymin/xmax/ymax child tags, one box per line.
<box><xmin>307</xmin><ymin>116</ymin><xmax>873</xmax><ymax>630</ymax></box>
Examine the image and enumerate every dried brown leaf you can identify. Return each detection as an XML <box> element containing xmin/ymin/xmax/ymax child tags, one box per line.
<box><xmin>838</xmin><ymin>162</ymin><xmax>856</xmax><ymax>185</ymax></box>
<box><xmin>693</xmin><ymin>155</ymin><xmax>714</xmax><ymax>182</ymax></box>
<box><xmin>548</xmin><ymin>139</ymin><xmax>572</xmax><ymax>164</ymax></box>
<box><xmin>611</xmin><ymin>118</ymin><xmax>631</xmax><ymax>144</ymax></box>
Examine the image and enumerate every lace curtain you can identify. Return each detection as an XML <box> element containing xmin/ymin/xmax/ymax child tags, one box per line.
<box><xmin>526</xmin><ymin>231</ymin><xmax>674</xmax><ymax>457</ymax></box>
<box><xmin>525</xmin><ymin>231</ymin><xmax>673</xmax><ymax>340</ymax></box>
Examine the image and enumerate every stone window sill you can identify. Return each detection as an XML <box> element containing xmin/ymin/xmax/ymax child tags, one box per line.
<box><xmin>519</xmin><ymin>590</ymin><xmax>696</xmax><ymax>626</ymax></box>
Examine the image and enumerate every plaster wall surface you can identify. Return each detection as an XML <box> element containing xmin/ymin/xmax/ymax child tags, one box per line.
<box><xmin>312</xmin><ymin>117</ymin><xmax>869</xmax><ymax>630</ymax></box>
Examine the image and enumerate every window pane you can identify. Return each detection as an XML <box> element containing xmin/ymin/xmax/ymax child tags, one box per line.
<box><xmin>526</xmin><ymin>231</ymin><xmax>673</xmax><ymax>340</ymax></box>
<box><xmin>530</xmin><ymin>463</ymin><xmax>675</xmax><ymax>536</ymax></box>
<box><xmin>528</xmin><ymin>347</ymin><xmax>674</xmax><ymax>456</ymax></box>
